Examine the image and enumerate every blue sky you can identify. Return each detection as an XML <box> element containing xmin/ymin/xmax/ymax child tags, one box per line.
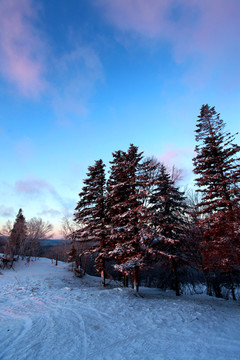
<box><xmin>0</xmin><ymin>0</ymin><xmax>239</xmax><ymax>237</ymax></box>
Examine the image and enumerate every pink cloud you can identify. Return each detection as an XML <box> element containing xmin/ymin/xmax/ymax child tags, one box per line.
<box><xmin>158</xmin><ymin>145</ymin><xmax>195</xmax><ymax>183</ymax></box>
<box><xmin>97</xmin><ymin>0</ymin><xmax>240</xmax><ymax>85</ymax></box>
<box><xmin>0</xmin><ymin>205</ymin><xmax>15</xmax><ymax>217</ymax></box>
<box><xmin>159</xmin><ymin>147</ymin><xmax>179</xmax><ymax>165</ymax></box>
<box><xmin>97</xmin><ymin>0</ymin><xmax>240</xmax><ymax>46</ymax></box>
<box><xmin>14</xmin><ymin>177</ymin><xmax>68</xmax><ymax>208</ymax></box>
<box><xmin>0</xmin><ymin>0</ymin><xmax>46</xmax><ymax>96</ymax></box>
<box><xmin>15</xmin><ymin>179</ymin><xmax>55</xmax><ymax>194</ymax></box>
<box><xmin>38</xmin><ymin>209</ymin><xmax>61</xmax><ymax>217</ymax></box>
<box><xmin>98</xmin><ymin>0</ymin><xmax>170</xmax><ymax>37</ymax></box>
<box><xmin>158</xmin><ymin>145</ymin><xmax>194</xmax><ymax>166</ymax></box>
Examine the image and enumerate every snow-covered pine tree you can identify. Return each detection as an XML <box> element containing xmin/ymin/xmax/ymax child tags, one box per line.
<box><xmin>193</xmin><ymin>104</ymin><xmax>240</xmax><ymax>299</ymax></box>
<box><xmin>7</xmin><ymin>208</ymin><xmax>27</xmax><ymax>258</ymax></box>
<box><xmin>149</xmin><ymin>163</ymin><xmax>187</xmax><ymax>296</ymax></box>
<box><xmin>74</xmin><ymin>159</ymin><xmax>108</xmax><ymax>285</ymax></box>
<box><xmin>150</xmin><ymin>164</ymin><xmax>185</xmax><ymax>237</ymax></box>
<box><xmin>106</xmin><ymin>144</ymin><xmax>150</xmax><ymax>292</ymax></box>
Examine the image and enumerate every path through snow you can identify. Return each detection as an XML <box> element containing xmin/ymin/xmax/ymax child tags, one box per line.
<box><xmin>0</xmin><ymin>258</ymin><xmax>239</xmax><ymax>360</ymax></box>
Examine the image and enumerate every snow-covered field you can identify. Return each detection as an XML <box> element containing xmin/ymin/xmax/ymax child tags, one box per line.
<box><xmin>0</xmin><ymin>258</ymin><xmax>239</xmax><ymax>360</ymax></box>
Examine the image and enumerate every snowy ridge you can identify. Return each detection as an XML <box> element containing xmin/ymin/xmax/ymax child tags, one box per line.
<box><xmin>0</xmin><ymin>258</ymin><xmax>240</xmax><ymax>360</ymax></box>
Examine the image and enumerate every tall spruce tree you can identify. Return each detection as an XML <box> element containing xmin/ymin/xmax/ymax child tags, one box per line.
<box><xmin>106</xmin><ymin>144</ymin><xmax>151</xmax><ymax>292</ymax></box>
<box><xmin>149</xmin><ymin>163</ymin><xmax>187</xmax><ymax>296</ymax></box>
<box><xmin>7</xmin><ymin>209</ymin><xmax>27</xmax><ymax>257</ymax></box>
<box><xmin>150</xmin><ymin>164</ymin><xmax>186</xmax><ymax>238</ymax></box>
<box><xmin>74</xmin><ymin>159</ymin><xmax>108</xmax><ymax>285</ymax></box>
<box><xmin>193</xmin><ymin>104</ymin><xmax>240</xmax><ymax>298</ymax></box>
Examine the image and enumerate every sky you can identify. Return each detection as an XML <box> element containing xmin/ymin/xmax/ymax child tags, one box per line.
<box><xmin>0</xmin><ymin>0</ymin><xmax>239</xmax><ymax>237</ymax></box>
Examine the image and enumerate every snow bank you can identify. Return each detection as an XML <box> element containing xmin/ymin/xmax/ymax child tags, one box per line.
<box><xmin>0</xmin><ymin>258</ymin><xmax>239</xmax><ymax>360</ymax></box>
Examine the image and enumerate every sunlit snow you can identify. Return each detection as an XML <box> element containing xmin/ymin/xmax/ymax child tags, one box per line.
<box><xmin>0</xmin><ymin>258</ymin><xmax>239</xmax><ymax>360</ymax></box>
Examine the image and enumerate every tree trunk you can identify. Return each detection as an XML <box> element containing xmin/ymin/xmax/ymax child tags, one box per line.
<box><xmin>123</xmin><ymin>274</ymin><xmax>128</xmax><ymax>287</ymax></box>
<box><xmin>172</xmin><ymin>258</ymin><xmax>180</xmax><ymax>296</ymax></box>
<box><xmin>101</xmin><ymin>269</ymin><xmax>106</xmax><ymax>287</ymax></box>
<box><xmin>212</xmin><ymin>274</ymin><xmax>222</xmax><ymax>298</ymax></box>
<box><xmin>229</xmin><ymin>272</ymin><xmax>236</xmax><ymax>301</ymax></box>
<box><xmin>204</xmin><ymin>270</ymin><xmax>213</xmax><ymax>296</ymax></box>
<box><xmin>133</xmin><ymin>267</ymin><xmax>139</xmax><ymax>293</ymax></box>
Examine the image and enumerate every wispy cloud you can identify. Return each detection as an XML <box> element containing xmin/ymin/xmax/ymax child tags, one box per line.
<box><xmin>97</xmin><ymin>0</ymin><xmax>240</xmax><ymax>47</ymax></box>
<box><xmin>158</xmin><ymin>144</ymin><xmax>194</xmax><ymax>169</ymax></box>
<box><xmin>159</xmin><ymin>144</ymin><xmax>193</xmax><ymax>164</ymax></box>
<box><xmin>14</xmin><ymin>177</ymin><xmax>75</xmax><ymax>212</ymax></box>
<box><xmin>0</xmin><ymin>1</ymin><xmax>104</xmax><ymax>117</ymax></box>
<box><xmin>51</xmin><ymin>45</ymin><xmax>104</xmax><ymax>125</ymax></box>
<box><xmin>159</xmin><ymin>146</ymin><xmax>181</xmax><ymax>165</ymax></box>
<box><xmin>0</xmin><ymin>205</ymin><xmax>15</xmax><ymax>217</ymax></box>
<box><xmin>15</xmin><ymin>178</ymin><xmax>55</xmax><ymax>195</ymax></box>
<box><xmin>38</xmin><ymin>209</ymin><xmax>61</xmax><ymax>217</ymax></box>
<box><xmin>97</xmin><ymin>0</ymin><xmax>187</xmax><ymax>39</ymax></box>
<box><xmin>15</xmin><ymin>177</ymin><xmax>65</xmax><ymax>206</ymax></box>
<box><xmin>0</xmin><ymin>0</ymin><xmax>47</xmax><ymax>96</ymax></box>
<box><xmin>158</xmin><ymin>144</ymin><xmax>194</xmax><ymax>183</ymax></box>
<box><xmin>97</xmin><ymin>0</ymin><xmax>240</xmax><ymax>87</ymax></box>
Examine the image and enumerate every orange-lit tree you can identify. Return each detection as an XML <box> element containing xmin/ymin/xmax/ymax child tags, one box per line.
<box><xmin>193</xmin><ymin>104</ymin><xmax>240</xmax><ymax>299</ymax></box>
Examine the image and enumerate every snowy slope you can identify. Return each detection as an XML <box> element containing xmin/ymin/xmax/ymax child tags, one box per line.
<box><xmin>0</xmin><ymin>258</ymin><xmax>239</xmax><ymax>360</ymax></box>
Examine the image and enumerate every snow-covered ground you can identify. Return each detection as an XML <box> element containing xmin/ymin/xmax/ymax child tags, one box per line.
<box><xmin>0</xmin><ymin>258</ymin><xmax>239</xmax><ymax>360</ymax></box>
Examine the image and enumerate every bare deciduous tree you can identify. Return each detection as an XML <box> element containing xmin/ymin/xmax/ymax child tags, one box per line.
<box><xmin>26</xmin><ymin>218</ymin><xmax>53</xmax><ymax>258</ymax></box>
<box><xmin>170</xmin><ymin>165</ymin><xmax>183</xmax><ymax>184</ymax></box>
<box><xmin>61</xmin><ymin>216</ymin><xmax>77</xmax><ymax>239</ymax></box>
<box><xmin>27</xmin><ymin>217</ymin><xmax>53</xmax><ymax>240</ymax></box>
<box><xmin>0</xmin><ymin>220</ymin><xmax>13</xmax><ymax>255</ymax></box>
<box><xmin>61</xmin><ymin>215</ymin><xmax>84</xmax><ymax>268</ymax></box>
<box><xmin>0</xmin><ymin>220</ymin><xmax>13</xmax><ymax>237</ymax></box>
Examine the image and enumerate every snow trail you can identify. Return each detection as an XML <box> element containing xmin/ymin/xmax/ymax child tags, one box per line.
<box><xmin>0</xmin><ymin>258</ymin><xmax>239</xmax><ymax>360</ymax></box>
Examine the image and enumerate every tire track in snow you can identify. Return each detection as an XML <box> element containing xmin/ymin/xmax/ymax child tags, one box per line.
<box><xmin>0</xmin><ymin>300</ymin><xmax>87</xmax><ymax>360</ymax></box>
<box><xmin>0</xmin><ymin>314</ymin><xmax>33</xmax><ymax>359</ymax></box>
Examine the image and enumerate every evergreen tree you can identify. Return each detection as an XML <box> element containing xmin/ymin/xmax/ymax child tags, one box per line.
<box><xmin>149</xmin><ymin>163</ymin><xmax>187</xmax><ymax>296</ymax></box>
<box><xmin>7</xmin><ymin>209</ymin><xmax>27</xmax><ymax>257</ymax></box>
<box><xmin>106</xmin><ymin>144</ymin><xmax>151</xmax><ymax>292</ymax></box>
<box><xmin>193</xmin><ymin>104</ymin><xmax>240</xmax><ymax>215</ymax></box>
<box><xmin>193</xmin><ymin>104</ymin><xmax>240</xmax><ymax>298</ymax></box>
<box><xmin>74</xmin><ymin>159</ymin><xmax>108</xmax><ymax>285</ymax></box>
<box><xmin>150</xmin><ymin>164</ymin><xmax>186</xmax><ymax>238</ymax></box>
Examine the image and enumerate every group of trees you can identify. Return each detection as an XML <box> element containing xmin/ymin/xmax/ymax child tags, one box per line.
<box><xmin>1</xmin><ymin>210</ymin><xmax>53</xmax><ymax>259</ymax></box>
<box><xmin>71</xmin><ymin>104</ymin><xmax>240</xmax><ymax>298</ymax></box>
<box><xmin>1</xmin><ymin>104</ymin><xmax>239</xmax><ymax>299</ymax></box>
<box><xmin>72</xmin><ymin>146</ymin><xmax>187</xmax><ymax>293</ymax></box>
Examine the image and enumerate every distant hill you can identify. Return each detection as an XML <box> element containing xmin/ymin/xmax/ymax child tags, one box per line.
<box><xmin>0</xmin><ymin>237</ymin><xmax>70</xmax><ymax>245</ymax></box>
<box><xmin>40</xmin><ymin>239</ymin><xmax>71</xmax><ymax>247</ymax></box>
